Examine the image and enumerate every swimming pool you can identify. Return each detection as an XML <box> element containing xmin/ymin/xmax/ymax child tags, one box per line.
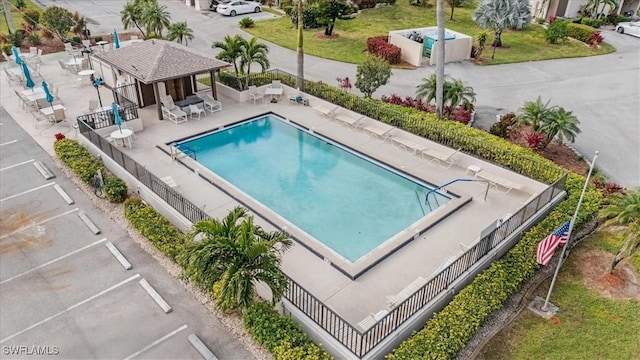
<box><xmin>176</xmin><ymin>114</ymin><xmax>451</xmax><ymax>262</ymax></box>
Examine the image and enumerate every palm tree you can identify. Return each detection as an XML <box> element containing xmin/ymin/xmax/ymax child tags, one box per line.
<box><xmin>121</xmin><ymin>0</ymin><xmax>146</xmax><ymax>38</ymax></box>
<box><xmin>585</xmin><ymin>0</ymin><xmax>619</xmax><ymax>18</ymax></box>
<box><xmin>141</xmin><ymin>1</ymin><xmax>171</xmax><ymax>38</ymax></box>
<box><xmin>472</xmin><ymin>0</ymin><xmax>532</xmax><ymax>52</ymax></box>
<box><xmin>167</xmin><ymin>21</ymin><xmax>194</xmax><ymax>45</ymax></box>
<box><xmin>212</xmin><ymin>35</ymin><xmax>244</xmax><ymax>76</ymax></box>
<box><xmin>538</xmin><ymin>107</ymin><xmax>581</xmax><ymax>148</ymax></box>
<box><xmin>416</xmin><ymin>74</ymin><xmax>476</xmax><ymax>113</ymax></box>
<box><xmin>295</xmin><ymin>0</ymin><xmax>305</xmax><ymax>90</ymax></box>
<box><xmin>601</xmin><ymin>188</ymin><xmax>640</xmax><ymax>272</ymax></box>
<box><xmin>436</xmin><ymin>0</ymin><xmax>445</xmax><ymax>119</ymax></box>
<box><xmin>517</xmin><ymin>96</ymin><xmax>556</xmax><ymax>132</ymax></box>
<box><xmin>179</xmin><ymin>207</ymin><xmax>292</xmax><ymax>312</ymax></box>
<box><xmin>239</xmin><ymin>37</ymin><xmax>270</xmax><ymax>90</ymax></box>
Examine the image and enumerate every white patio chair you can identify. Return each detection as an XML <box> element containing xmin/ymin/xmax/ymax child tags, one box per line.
<box><xmin>195</xmin><ymin>92</ymin><xmax>222</xmax><ymax>113</ymax></box>
<box><xmin>188</xmin><ymin>104</ymin><xmax>205</xmax><ymax>120</ymax></box>
<box><xmin>248</xmin><ymin>85</ymin><xmax>264</xmax><ymax>104</ymax></box>
<box><xmin>29</xmin><ymin>47</ymin><xmax>38</xmax><ymax>56</ymax></box>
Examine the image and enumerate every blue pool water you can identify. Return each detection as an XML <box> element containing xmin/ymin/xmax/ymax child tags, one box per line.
<box><xmin>177</xmin><ymin>115</ymin><xmax>450</xmax><ymax>262</ymax></box>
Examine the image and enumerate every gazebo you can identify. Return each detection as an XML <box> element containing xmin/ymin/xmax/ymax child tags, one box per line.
<box><xmin>93</xmin><ymin>39</ymin><xmax>230</xmax><ymax>119</ymax></box>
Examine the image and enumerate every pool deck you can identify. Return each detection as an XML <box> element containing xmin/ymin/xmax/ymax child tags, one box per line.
<box><xmin>1</xmin><ymin>56</ymin><xmax>548</xmax><ymax>325</ymax></box>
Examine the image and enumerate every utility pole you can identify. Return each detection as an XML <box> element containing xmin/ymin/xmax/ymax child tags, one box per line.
<box><xmin>1</xmin><ymin>0</ymin><xmax>16</xmax><ymax>34</ymax></box>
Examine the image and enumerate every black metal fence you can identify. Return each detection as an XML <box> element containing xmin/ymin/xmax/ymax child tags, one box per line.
<box><xmin>111</xmin><ymin>82</ymin><xmax>139</xmax><ymax>107</ymax></box>
<box><xmin>76</xmin><ymin>102</ymin><xmax>139</xmax><ymax>130</ymax></box>
<box><xmin>78</xmin><ymin>115</ymin><xmax>567</xmax><ymax>357</ymax></box>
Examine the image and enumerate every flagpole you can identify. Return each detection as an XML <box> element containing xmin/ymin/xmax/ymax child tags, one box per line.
<box><xmin>542</xmin><ymin>151</ymin><xmax>599</xmax><ymax>311</ymax></box>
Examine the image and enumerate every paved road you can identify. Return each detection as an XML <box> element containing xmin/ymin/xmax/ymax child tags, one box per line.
<box><xmin>0</xmin><ymin>108</ymin><xmax>253</xmax><ymax>359</ymax></box>
<box><xmin>36</xmin><ymin>0</ymin><xmax>640</xmax><ymax>186</ymax></box>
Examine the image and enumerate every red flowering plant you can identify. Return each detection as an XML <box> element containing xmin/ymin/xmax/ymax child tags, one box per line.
<box><xmin>526</xmin><ymin>132</ymin><xmax>546</xmax><ymax>149</ymax></box>
<box><xmin>54</xmin><ymin>133</ymin><xmax>66</xmax><ymax>141</ymax></box>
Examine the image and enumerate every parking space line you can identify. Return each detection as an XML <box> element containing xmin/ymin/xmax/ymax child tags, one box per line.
<box><xmin>123</xmin><ymin>324</ymin><xmax>188</xmax><ymax>360</ymax></box>
<box><xmin>0</xmin><ymin>140</ymin><xmax>18</xmax><ymax>147</ymax></box>
<box><xmin>0</xmin><ymin>182</ymin><xmax>56</xmax><ymax>203</ymax></box>
<box><xmin>0</xmin><ymin>238</ymin><xmax>107</xmax><ymax>285</ymax></box>
<box><xmin>0</xmin><ymin>274</ymin><xmax>140</xmax><ymax>344</ymax></box>
<box><xmin>0</xmin><ymin>159</ymin><xmax>35</xmax><ymax>172</ymax></box>
<box><xmin>0</xmin><ymin>208</ymin><xmax>80</xmax><ymax>241</ymax></box>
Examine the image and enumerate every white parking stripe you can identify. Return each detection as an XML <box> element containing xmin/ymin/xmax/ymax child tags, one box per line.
<box><xmin>0</xmin><ymin>238</ymin><xmax>107</xmax><ymax>285</ymax></box>
<box><xmin>0</xmin><ymin>182</ymin><xmax>55</xmax><ymax>202</ymax></box>
<box><xmin>0</xmin><ymin>274</ymin><xmax>141</xmax><ymax>344</ymax></box>
<box><xmin>123</xmin><ymin>324</ymin><xmax>188</xmax><ymax>360</ymax></box>
<box><xmin>0</xmin><ymin>159</ymin><xmax>35</xmax><ymax>172</ymax></box>
<box><xmin>0</xmin><ymin>208</ymin><xmax>79</xmax><ymax>241</ymax></box>
<box><xmin>0</xmin><ymin>140</ymin><xmax>18</xmax><ymax>147</ymax></box>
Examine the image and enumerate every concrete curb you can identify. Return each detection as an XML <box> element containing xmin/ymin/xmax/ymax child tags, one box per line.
<box><xmin>105</xmin><ymin>241</ymin><xmax>132</xmax><ymax>270</ymax></box>
<box><xmin>139</xmin><ymin>278</ymin><xmax>172</xmax><ymax>313</ymax></box>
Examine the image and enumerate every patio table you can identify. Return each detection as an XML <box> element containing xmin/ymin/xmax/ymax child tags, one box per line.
<box><xmin>175</xmin><ymin>96</ymin><xmax>204</xmax><ymax>112</ymax></box>
<box><xmin>39</xmin><ymin>104</ymin><xmax>66</xmax><ymax>116</ymax></box>
<box><xmin>265</xmin><ymin>87</ymin><xmax>283</xmax><ymax>101</ymax></box>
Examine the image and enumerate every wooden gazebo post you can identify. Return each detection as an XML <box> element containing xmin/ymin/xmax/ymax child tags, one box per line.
<box><xmin>153</xmin><ymin>82</ymin><xmax>163</xmax><ymax>120</ymax></box>
<box><xmin>209</xmin><ymin>70</ymin><xmax>217</xmax><ymax>100</ymax></box>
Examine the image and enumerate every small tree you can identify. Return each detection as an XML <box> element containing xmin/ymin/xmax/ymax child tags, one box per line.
<box><xmin>72</xmin><ymin>11</ymin><xmax>87</xmax><ymax>39</ymax></box>
<box><xmin>317</xmin><ymin>0</ymin><xmax>354</xmax><ymax>36</ymax></box>
<box><xmin>517</xmin><ymin>96</ymin><xmax>556</xmax><ymax>132</ymax></box>
<box><xmin>42</xmin><ymin>6</ymin><xmax>74</xmax><ymax>42</ymax></box>
<box><xmin>545</xmin><ymin>18</ymin><xmax>568</xmax><ymax>44</ymax></box>
<box><xmin>538</xmin><ymin>107</ymin><xmax>581</xmax><ymax>148</ymax></box>
<box><xmin>472</xmin><ymin>0</ymin><xmax>531</xmax><ymax>51</ymax></box>
<box><xmin>239</xmin><ymin>37</ymin><xmax>270</xmax><ymax>90</ymax></box>
<box><xmin>355</xmin><ymin>56</ymin><xmax>391</xmax><ymax>98</ymax></box>
<box><xmin>121</xmin><ymin>0</ymin><xmax>147</xmax><ymax>38</ymax></box>
<box><xmin>15</xmin><ymin>0</ymin><xmax>26</xmax><ymax>10</ymax></box>
<box><xmin>601</xmin><ymin>188</ymin><xmax>640</xmax><ymax>273</ymax></box>
<box><xmin>167</xmin><ymin>21</ymin><xmax>194</xmax><ymax>45</ymax></box>
<box><xmin>447</xmin><ymin>0</ymin><xmax>471</xmax><ymax>20</ymax></box>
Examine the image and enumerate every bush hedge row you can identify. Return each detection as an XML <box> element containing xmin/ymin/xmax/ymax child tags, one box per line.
<box><xmin>53</xmin><ymin>138</ymin><xmax>128</xmax><ymax>203</ymax></box>
<box><xmin>567</xmin><ymin>23</ymin><xmax>597</xmax><ymax>43</ymax></box>
<box><xmin>387</xmin><ymin>173</ymin><xmax>602</xmax><ymax>359</ymax></box>
<box><xmin>366</xmin><ymin>36</ymin><xmax>402</xmax><ymax>64</ymax></box>
<box><xmin>243</xmin><ymin>302</ymin><xmax>332</xmax><ymax>360</ymax></box>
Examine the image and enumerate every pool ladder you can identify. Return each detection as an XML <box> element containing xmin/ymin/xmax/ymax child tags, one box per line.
<box><xmin>171</xmin><ymin>143</ymin><xmax>197</xmax><ymax>160</ymax></box>
<box><xmin>422</xmin><ymin>178</ymin><xmax>490</xmax><ymax>212</ymax></box>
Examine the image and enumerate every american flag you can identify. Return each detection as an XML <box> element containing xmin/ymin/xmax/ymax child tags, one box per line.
<box><xmin>536</xmin><ymin>221</ymin><xmax>571</xmax><ymax>266</ymax></box>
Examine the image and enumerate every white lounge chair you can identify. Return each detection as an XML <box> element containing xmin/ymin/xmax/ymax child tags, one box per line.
<box><xmin>477</xmin><ymin>170</ymin><xmax>524</xmax><ymax>194</ymax></box>
<box><xmin>195</xmin><ymin>92</ymin><xmax>222</xmax><ymax>113</ymax></box>
<box><xmin>362</xmin><ymin>120</ymin><xmax>394</xmax><ymax>142</ymax></box>
<box><xmin>313</xmin><ymin>105</ymin><xmax>337</xmax><ymax>118</ymax></box>
<box><xmin>334</xmin><ymin>113</ymin><xmax>365</xmax><ymax>129</ymax></box>
<box><xmin>422</xmin><ymin>148</ymin><xmax>460</xmax><ymax>168</ymax></box>
<box><xmin>392</xmin><ymin>136</ymin><xmax>425</xmax><ymax>154</ymax></box>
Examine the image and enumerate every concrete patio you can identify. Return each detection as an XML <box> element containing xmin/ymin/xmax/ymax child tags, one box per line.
<box><xmin>1</xmin><ymin>53</ymin><xmax>550</xmax><ymax>326</ymax></box>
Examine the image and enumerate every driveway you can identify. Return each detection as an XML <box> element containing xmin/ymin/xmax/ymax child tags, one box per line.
<box><xmin>35</xmin><ymin>0</ymin><xmax>640</xmax><ymax>187</ymax></box>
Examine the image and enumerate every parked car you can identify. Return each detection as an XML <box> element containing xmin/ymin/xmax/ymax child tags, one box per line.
<box><xmin>209</xmin><ymin>0</ymin><xmax>231</xmax><ymax>11</ymax></box>
<box><xmin>616</xmin><ymin>21</ymin><xmax>640</xmax><ymax>37</ymax></box>
<box><xmin>216</xmin><ymin>0</ymin><xmax>262</xmax><ymax>16</ymax></box>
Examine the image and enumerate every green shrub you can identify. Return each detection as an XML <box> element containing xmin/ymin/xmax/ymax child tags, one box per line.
<box><xmin>71</xmin><ymin>36</ymin><xmax>81</xmax><ymax>45</ymax></box>
<box><xmin>545</xmin><ymin>19</ymin><xmax>568</xmax><ymax>44</ymax></box>
<box><xmin>387</xmin><ymin>173</ymin><xmax>602</xmax><ymax>359</ymax></box>
<box><xmin>567</xmin><ymin>23</ymin><xmax>596</xmax><ymax>43</ymax></box>
<box><xmin>123</xmin><ymin>197</ymin><xmax>186</xmax><ymax>259</ymax></box>
<box><xmin>8</xmin><ymin>32</ymin><xmax>24</xmax><ymax>47</ymax></box>
<box><xmin>94</xmin><ymin>35</ymin><xmax>103</xmax><ymax>43</ymax></box>
<box><xmin>23</xmin><ymin>9</ymin><xmax>41</xmax><ymax>26</ymax></box>
<box><xmin>489</xmin><ymin>112</ymin><xmax>517</xmax><ymax>139</ymax></box>
<box><xmin>1</xmin><ymin>43</ymin><xmax>11</xmax><ymax>55</ymax></box>
<box><xmin>54</xmin><ymin>138</ymin><xmax>103</xmax><ymax>183</ymax></box>
<box><xmin>243</xmin><ymin>302</ymin><xmax>332</xmax><ymax>360</ymax></box>
<box><xmin>613</xmin><ymin>15</ymin><xmax>631</xmax><ymax>25</ymax></box>
<box><xmin>239</xmin><ymin>17</ymin><xmax>255</xmax><ymax>28</ymax></box>
<box><xmin>536</xmin><ymin>17</ymin><xmax>545</xmax><ymax>24</ymax></box>
<box><xmin>27</xmin><ymin>33</ymin><xmax>41</xmax><ymax>46</ymax></box>
<box><xmin>103</xmin><ymin>175</ymin><xmax>128</xmax><ymax>203</ymax></box>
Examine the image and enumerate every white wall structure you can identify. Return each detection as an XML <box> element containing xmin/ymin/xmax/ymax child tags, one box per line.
<box><xmin>388</xmin><ymin>27</ymin><xmax>472</xmax><ymax>67</ymax></box>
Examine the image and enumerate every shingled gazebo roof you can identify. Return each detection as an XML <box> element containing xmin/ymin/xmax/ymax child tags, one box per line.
<box><xmin>93</xmin><ymin>39</ymin><xmax>230</xmax><ymax>84</ymax></box>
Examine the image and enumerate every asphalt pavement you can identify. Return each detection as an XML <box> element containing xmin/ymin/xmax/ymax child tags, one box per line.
<box><xmin>0</xmin><ymin>108</ymin><xmax>254</xmax><ymax>359</ymax></box>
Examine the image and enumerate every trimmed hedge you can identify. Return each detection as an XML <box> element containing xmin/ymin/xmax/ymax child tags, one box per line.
<box><xmin>53</xmin><ymin>138</ymin><xmax>128</xmax><ymax>203</ymax></box>
<box><xmin>123</xmin><ymin>197</ymin><xmax>186</xmax><ymax>260</ymax></box>
<box><xmin>387</xmin><ymin>173</ymin><xmax>602</xmax><ymax>359</ymax></box>
<box><xmin>366</xmin><ymin>36</ymin><xmax>402</xmax><ymax>64</ymax></box>
<box><xmin>567</xmin><ymin>23</ymin><xmax>597</xmax><ymax>43</ymax></box>
<box><xmin>243</xmin><ymin>302</ymin><xmax>332</xmax><ymax>360</ymax></box>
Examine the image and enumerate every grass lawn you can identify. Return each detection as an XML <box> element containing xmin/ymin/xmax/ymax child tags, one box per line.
<box><xmin>479</xmin><ymin>229</ymin><xmax>640</xmax><ymax>359</ymax></box>
<box><xmin>244</xmin><ymin>0</ymin><xmax>615</xmax><ymax>65</ymax></box>
<box><xmin>0</xmin><ymin>0</ymin><xmax>43</xmax><ymax>34</ymax></box>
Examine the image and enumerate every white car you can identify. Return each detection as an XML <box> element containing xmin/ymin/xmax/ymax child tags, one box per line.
<box><xmin>216</xmin><ymin>1</ymin><xmax>262</xmax><ymax>16</ymax></box>
<box><xmin>616</xmin><ymin>21</ymin><xmax>640</xmax><ymax>37</ymax></box>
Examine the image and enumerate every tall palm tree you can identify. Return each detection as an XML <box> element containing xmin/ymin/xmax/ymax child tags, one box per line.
<box><xmin>141</xmin><ymin>0</ymin><xmax>171</xmax><ymax>38</ymax></box>
<box><xmin>121</xmin><ymin>0</ymin><xmax>146</xmax><ymax>38</ymax></box>
<box><xmin>517</xmin><ymin>96</ymin><xmax>556</xmax><ymax>132</ymax></box>
<box><xmin>239</xmin><ymin>37</ymin><xmax>270</xmax><ymax>90</ymax></box>
<box><xmin>436</xmin><ymin>0</ymin><xmax>445</xmax><ymax>119</ymax></box>
<box><xmin>212</xmin><ymin>35</ymin><xmax>244</xmax><ymax>76</ymax></box>
<box><xmin>167</xmin><ymin>21</ymin><xmax>194</xmax><ymax>45</ymax></box>
<box><xmin>472</xmin><ymin>0</ymin><xmax>532</xmax><ymax>50</ymax></box>
<box><xmin>538</xmin><ymin>107</ymin><xmax>581</xmax><ymax>148</ymax></box>
<box><xmin>179</xmin><ymin>207</ymin><xmax>292</xmax><ymax>312</ymax></box>
<box><xmin>295</xmin><ymin>0</ymin><xmax>305</xmax><ymax>90</ymax></box>
<box><xmin>601</xmin><ymin>188</ymin><xmax>640</xmax><ymax>272</ymax></box>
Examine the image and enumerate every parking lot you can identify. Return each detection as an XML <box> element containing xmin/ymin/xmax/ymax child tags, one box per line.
<box><xmin>0</xmin><ymin>110</ymin><xmax>253</xmax><ymax>359</ymax></box>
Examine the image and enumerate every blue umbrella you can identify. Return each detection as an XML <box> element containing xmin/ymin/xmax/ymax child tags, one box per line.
<box><xmin>11</xmin><ymin>46</ymin><xmax>22</xmax><ymax>65</ymax></box>
<box><xmin>112</xmin><ymin>102</ymin><xmax>123</xmax><ymax>132</ymax></box>
<box><xmin>113</xmin><ymin>29</ymin><xmax>120</xmax><ymax>49</ymax></box>
<box><xmin>21</xmin><ymin>62</ymin><xmax>34</xmax><ymax>92</ymax></box>
<box><xmin>42</xmin><ymin>81</ymin><xmax>54</xmax><ymax>109</ymax></box>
